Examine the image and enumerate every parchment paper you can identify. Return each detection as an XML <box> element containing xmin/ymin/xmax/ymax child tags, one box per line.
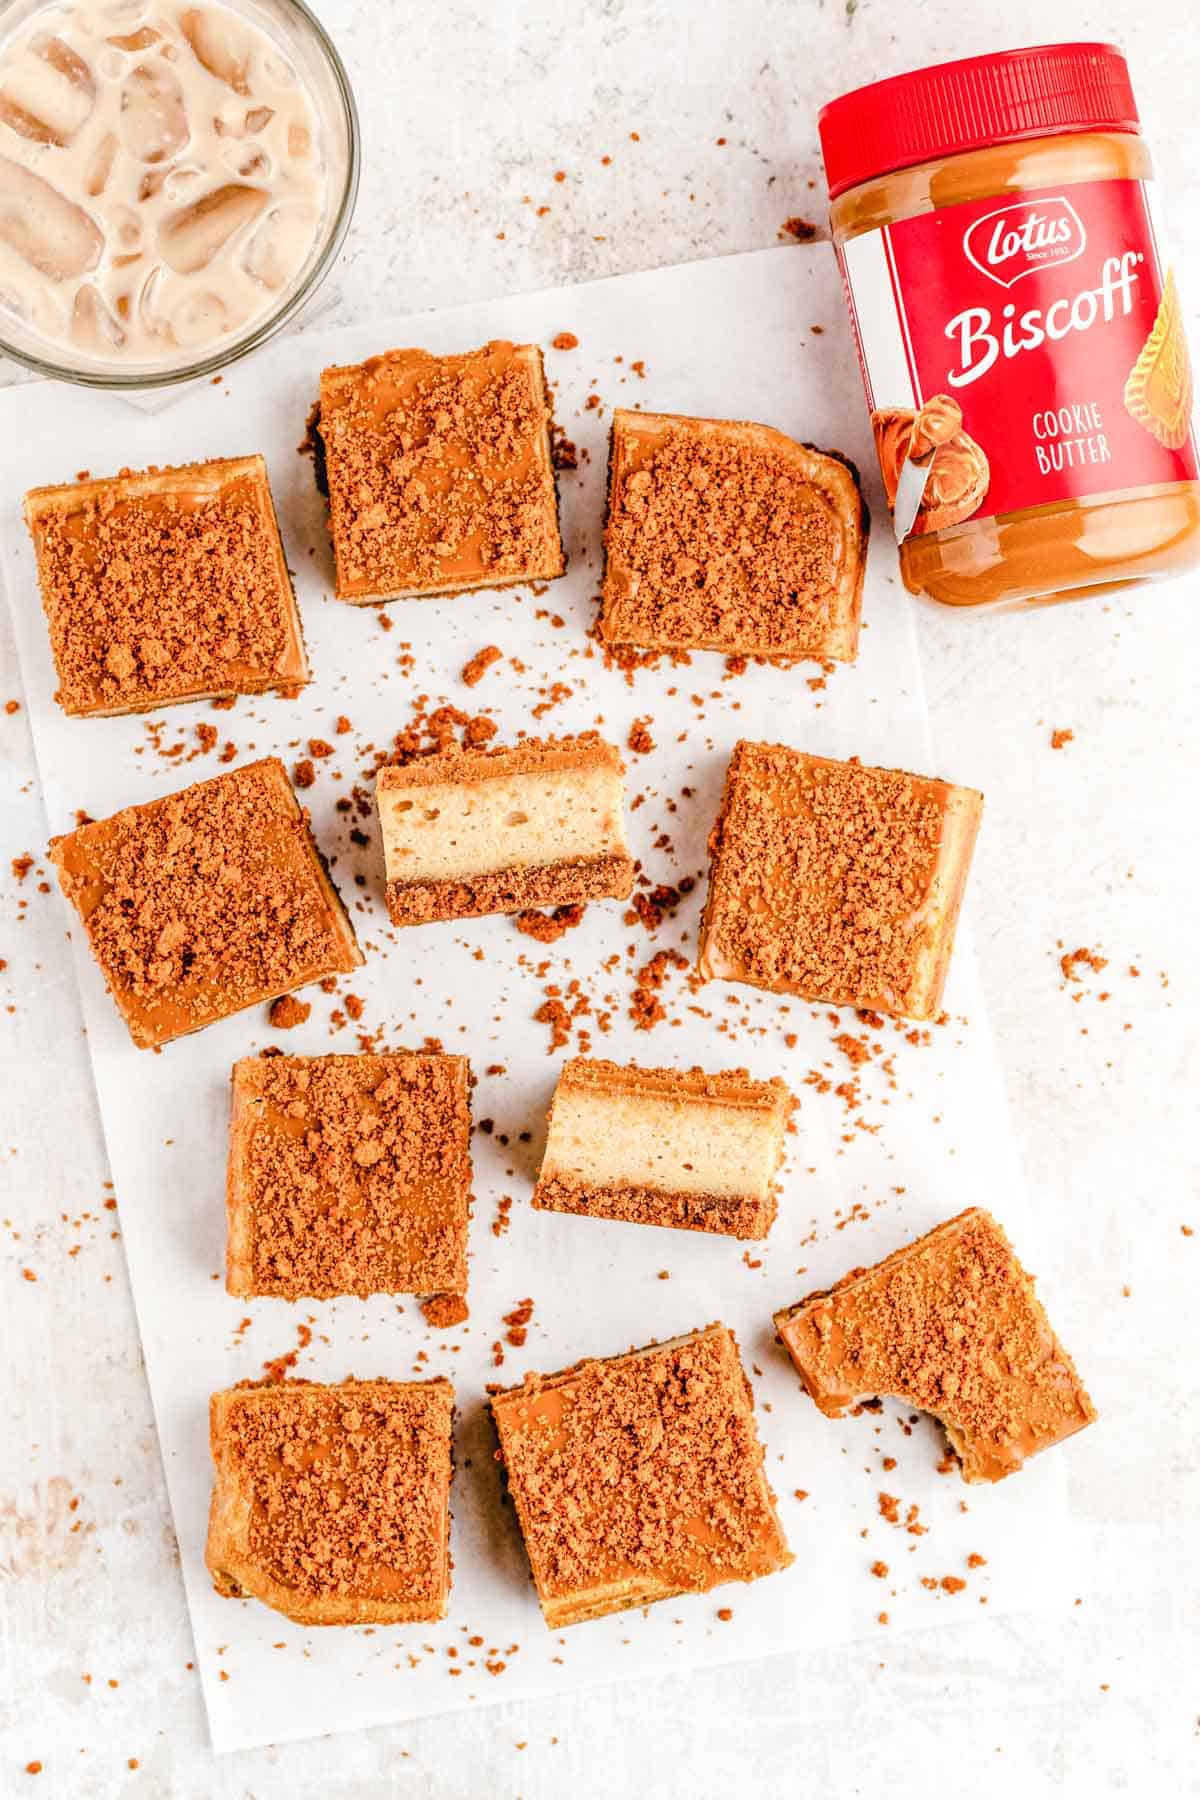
<box><xmin>0</xmin><ymin>248</ymin><xmax>1083</xmax><ymax>1753</ymax></box>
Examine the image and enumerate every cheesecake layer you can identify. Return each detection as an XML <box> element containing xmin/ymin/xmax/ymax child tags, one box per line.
<box><xmin>533</xmin><ymin>1058</ymin><xmax>793</xmax><ymax>1239</ymax></box>
<box><xmin>377</xmin><ymin>736</ymin><xmax>633</xmax><ymax>925</ymax></box>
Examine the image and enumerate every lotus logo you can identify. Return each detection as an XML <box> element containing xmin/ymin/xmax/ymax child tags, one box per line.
<box><xmin>963</xmin><ymin>198</ymin><xmax>1087</xmax><ymax>289</ymax></box>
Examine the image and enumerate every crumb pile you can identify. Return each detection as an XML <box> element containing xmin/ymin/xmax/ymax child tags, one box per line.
<box><xmin>319</xmin><ymin>342</ymin><xmax>563</xmax><ymax>597</ymax></box>
<box><xmin>209</xmin><ymin>1379</ymin><xmax>452</xmax><ymax>1615</ymax></box>
<box><xmin>48</xmin><ymin>759</ymin><xmax>359</xmax><ymax>1047</ymax></box>
<box><xmin>776</xmin><ymin>1208</ymin><xmax>1096</xmax><ymax>1483</ymax></box>
<box><xmin>28</xmin><ymin>462</ymin><xmax>303</xmax><ymax>715</ymax></box>
<box><xmin>228</xmin><ymin>1053</ymin><xmax>470</xmax><ymax>1300</ymax></box>
<box><xmin>492</xmin><ymin>1326</ymin><xmax>790</xmax><ymax>1620</ymax></box>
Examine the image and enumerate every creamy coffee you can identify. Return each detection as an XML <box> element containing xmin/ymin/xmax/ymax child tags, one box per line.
<box><xmin>0</xmin><ymin>1</ymin><xmax>327</xmax><ymax>365</ymax></box>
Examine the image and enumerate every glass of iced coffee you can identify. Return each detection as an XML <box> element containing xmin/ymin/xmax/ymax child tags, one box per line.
<box><xmin>0</xmin><ymin>0</ymin><xmax>358</xmax><ymax>386</ymax></box>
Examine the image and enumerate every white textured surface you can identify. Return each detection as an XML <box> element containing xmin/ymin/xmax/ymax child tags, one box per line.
<box><xmin>1</xmin><ymin>1</ymin><xmax>1197</xmax><ymax>1795</ymax></box>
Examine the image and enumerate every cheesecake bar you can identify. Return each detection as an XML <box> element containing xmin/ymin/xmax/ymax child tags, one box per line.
<box><xmin>49</xmin><ymin>757</ymin><xmax>361</xmax><ymax>1049</ymax></box>
<box><xmin>698</xmin><ymin>741</ymin><xmax>983</xmax><ymax>1020</ymax></box>
<box><xmin>206</xmin><ymin>1377</ymin><xmax>454</xmax><ymax>1625</ymax></box>
<box><xmin>600</xmin><ymin>409</ymin><xmax>867</xmax><ymax>662</ymax></box>
<box><xmin>377</xmin><ymin>735</ymin><xmax>634</xmax><ymax>927</ymax></box>
<box><xmin>25</xmin><ymin>455</ymin><xmax>307</xmax><ymax>717</ymax></box>
<box><xmin>226</xmin><ymin>1052</ymin><xmax>471</xmax><ymax>1301</ymax></box>
<box><xmin>531</xmin><ymin>1057</ymin><xmax>793</xmax><ymax>1239</ymax></box>
<box><xmin>491</xmin><ymin>1323</ymin><xmax>791</xmax><ymax>1627</ymax></box>
<box><xmin>316</xmin><ymin>339</ymin><xmax>565</xmax><ymax>603</ymax></box>
<box><xmin>774</xmin><ymin>1208</ymin><xmax>1096</xmax><ymax>1484</ymax></box>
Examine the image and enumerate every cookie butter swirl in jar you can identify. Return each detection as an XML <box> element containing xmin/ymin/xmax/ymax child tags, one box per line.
<box><xmin>821</xmin><ymin>44</ymin><xmax>1200</xmax><ymax>608</ymax></box>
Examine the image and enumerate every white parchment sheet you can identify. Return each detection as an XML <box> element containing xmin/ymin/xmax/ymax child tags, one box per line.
<box><xmin>1</xmin><ymin>249</ymin><xmax>1084</xmax><ymax>1753</ymax></box>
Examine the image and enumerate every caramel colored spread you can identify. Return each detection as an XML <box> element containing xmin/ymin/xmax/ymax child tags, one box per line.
<box><xmin>775</xmin><ymin>1207</ymin><xmax>1096</xmax><ymax>1483</ymax></box>
<box><xmin>831</xmin><ymin>131</ymin><xmax>1200</xmax><ymax>607</ymax></box>
<box><xmin>226</xmin><ymin>1053</ymin><xmax>472</xmax><ymax>1301</ymax></box>
<box><xmin>490</xmin><ymin>1324</ymin><xmax>791</xmax><ymax>1627</ymax></box>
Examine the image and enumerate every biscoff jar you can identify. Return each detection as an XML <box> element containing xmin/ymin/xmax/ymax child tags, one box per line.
<box><xmin>821</xmin><ymin>44</ymin><xmax>1200</xmax><ymax>608</ymax></box>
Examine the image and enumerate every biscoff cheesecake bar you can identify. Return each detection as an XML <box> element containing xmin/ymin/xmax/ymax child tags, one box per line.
<box><xmin>207</xmin><ymin>1377</ymin><xmax>454</xmax><ymax>1625</ymax></box>
<box><xmin>490</xmin><ymin>1324</ymin><xmax>791</xmax><ymax>1627</ymax></box>
<box><xmin>774</xmin><ymin>1208</ymin><xmax>1096</xmax><ymax>1484</ymax></box>
<box><xmin>48</xmin><ymin>757</ymin><xmax>361</xmax><ymax>1049</ymax></box>
<box><xmin>532</xmin><ymin>1057</ymin><xmax>794</xmax><ymax>1239</ymax></box>
<box><xmin>226</xmin><ymin>1052</ymin><xmax>471</xmax><ymax>1302</ymax></box>
<box><xmin>601</xmin><ymin>408</ymin><xmax>868</xmax><ymax>662</ymax></box>
<box><xmin>699</xmin><ymin>740</ymin><xmax>983</xmax><ymax>1020</ymax></box>
<box><xmin>316</xmin><ymin>339</ymin><xmax>565</xmax><ymax>603</ymax></box>
<box><xmin>376</xmin><ymin>734</ymin><xmax>634</xmax><ymax>926</ymax></box>
<box><xmin>25</xmin><ymin>455</ymin><xmax>307</xmax><ymax>717</ymax></box>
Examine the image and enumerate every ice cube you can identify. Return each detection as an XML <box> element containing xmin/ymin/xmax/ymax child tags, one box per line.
<box><xmin>213</xmin><ymin>102</ymin><xmax>275</xmax><ymax>139</ymax></box>
<box><xmin>171</xmin><ymin>288</ymin><xmax>229</xmax><ymax>346</ymax></box>
<box><xmin>180</xmin><ymin>9</ymin><xmax>252</xmax><ymax>95</ymax></box>
<box><xmin>0</xmin><ymin>34</ymin><xmax>96</xmax><ymax>146</ymax></box>
<box><xmin>84</xmin><ymin>130</ymin><xmax>118</xmax><ymax>197</ymax></box>
<box><xmin>0</xmin><ymin>156</ymin><xmax>103</xmax><ymax>279</ymax></box>
<box><xmin>240</xmin><ymin>200</ymin><xmax>315</xmax><ymax>291</ymax></box>
<box><xmin>119</xmin><ymin>59</ymin><xmax>190</xmax><ymax>164</ymax></box>
<box><xmin>106</xmin><ymin>27</ymin><xmax>162</xmax><ymax>53</ymax></box>
<box><xmin>71</xmin><ymin>282</ymin><xmax>126</xmax><ymax>352</ymax></box>
<box><xmin>158</xmin><ymin>182</ymin><xmax>267</xmax><ymax>274</ymax></box>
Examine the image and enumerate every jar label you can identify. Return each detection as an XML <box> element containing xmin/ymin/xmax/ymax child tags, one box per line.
<box><xmin>837</xmin><ymin>177</ymin><xmax>1198</xmax><ymax>540</ymax></box>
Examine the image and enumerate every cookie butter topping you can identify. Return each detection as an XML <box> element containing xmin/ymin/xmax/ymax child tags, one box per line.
<box><xmin>493</xmin><ymin>1326</ymin><xmax>789</xmax><ymax>1603</ymax></box>
<box><xmin>215</xmin><ymin>1379</ymin><xmax>452</xmax><ymax>1601</ymax></box>
<box><xmin>775</xmin><ymin>1208</ymin><xmax>1096</xmax><ymax>1483</ymax></box>
<box><xmin>230</xmin><ymin>1053</ymin><xmax>470</xmax><ymax>1300</ymax></box>
<box><xmin>27</xmin><ymin>457</ymin><xmax>303</xmax><ymax>714</ymax></box>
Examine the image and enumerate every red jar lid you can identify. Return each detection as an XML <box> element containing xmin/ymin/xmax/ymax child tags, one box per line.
<box><xmin>819</xmin><ymin>43</ymin><xmax>1139</xmax><ymax>199</ymax></box>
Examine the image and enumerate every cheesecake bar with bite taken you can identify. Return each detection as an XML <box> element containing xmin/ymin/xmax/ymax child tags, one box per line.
<box><xmin>774</xmin><ymin>1207</ymin><xmax>1096</xmax><ymax>1483</ymax></box>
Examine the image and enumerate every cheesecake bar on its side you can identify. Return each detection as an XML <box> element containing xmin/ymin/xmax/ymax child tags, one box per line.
<box><xmin>316</xmin><ymin>339</ymin><xmax>565</xmax><ymax>604</ymax></box>
<box><xmin>25</xmin><ymin>455</ymin><xmax>307</xmax><ymax>717</ymax></box>
<box><xmin>600</xmin><ymin>408</ymin><xmax>867</xmax><ymax>663</ymax></box>
<box><xmin>376</xmin><ymin>735</ymin><xmax>634</xmax><ymax>927</ymax></box>
<box><xmin>226</xmin><ymin>1052</ymin><xmax>471</xmax><ymax>1302</ymax></box>
<box><xmin>490</xmin><ymin>1323</ymin><xmax>792</xmax><ymax>1627</ymax></box>
<box><xmin>698</xmin><ymin>740</ymin><xmax>982</xmax><ymax>1021</ymax></box>
<box><xmin>531</xmin><ymin>1057</ymin><xmax>793</xmax><ymax>1239</ymax></box>
<box><xmin>48</xmin><ymin>757</ymin><xmax>362</xmax><ymax>1049</ymax></box>
<box><xmin>773</xmin><ymin>1207</ymin><xmax>1097</xmax><ymax>1484</ymax></box>
<box><xmin>206</xmin><ymin>1377</ymin><xmax>454</xmax><ymax>1625</ymax></box>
